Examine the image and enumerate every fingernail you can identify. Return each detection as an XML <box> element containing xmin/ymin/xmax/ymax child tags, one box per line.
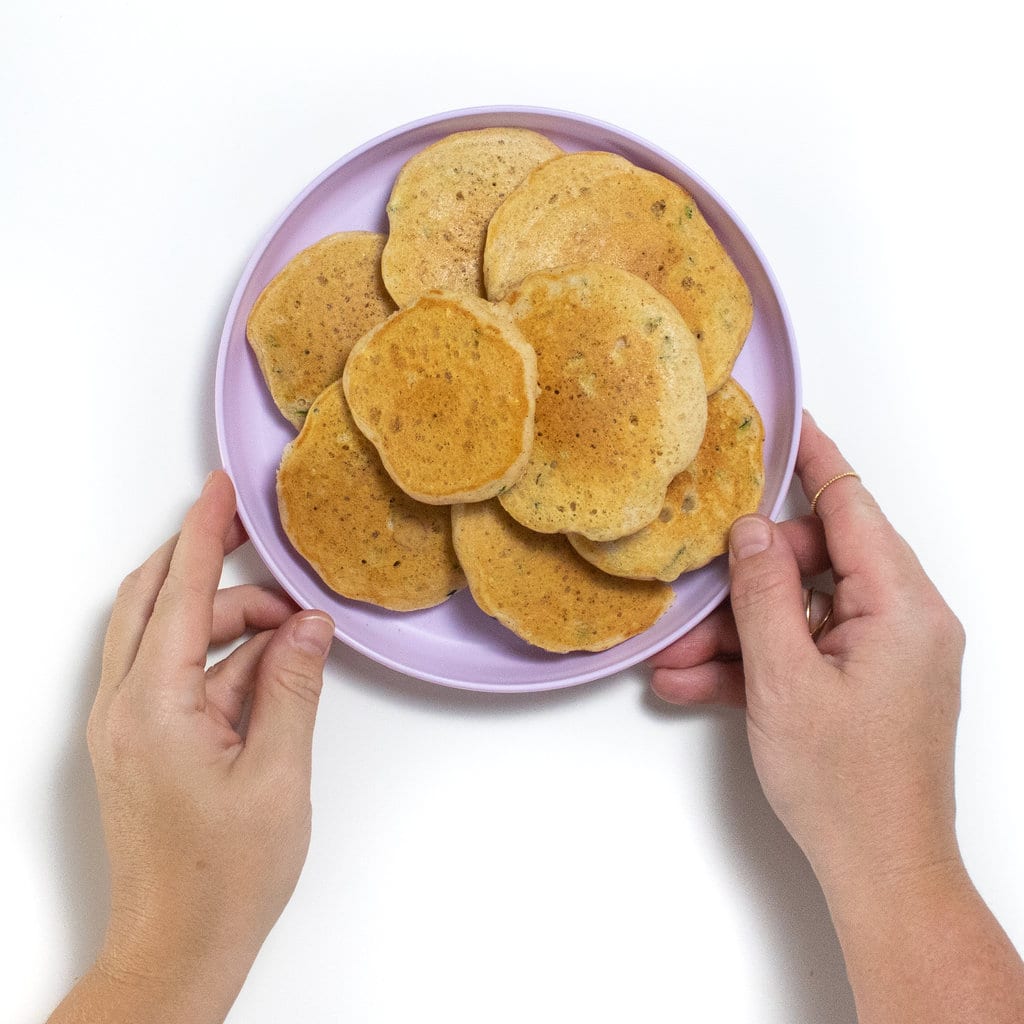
<box><xmin>292</xmin><ymin>614</ymin><xmax>334</xmax><ymax>656</ymax></box>
<box><xmin>202</xmin><ymin>470</ymin><xmax>217</xmax><ymax>493</ymax></box>
<box><xmin>730</xmin><ymin>516</ymin><xmax>772</xmax><ymax>560</ymax></box>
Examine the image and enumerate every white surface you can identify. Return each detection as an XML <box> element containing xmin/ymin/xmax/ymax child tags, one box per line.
<box><xmin>4</xmin><ymin>3</ymin><xmax>1021</xmax><ymax>1022</ymax></box>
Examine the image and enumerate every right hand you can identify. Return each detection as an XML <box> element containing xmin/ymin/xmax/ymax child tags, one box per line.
<box><xmin>650</xmin><ymin>412</ymin><xmax>966</xmax><ymax>891</ymax></box>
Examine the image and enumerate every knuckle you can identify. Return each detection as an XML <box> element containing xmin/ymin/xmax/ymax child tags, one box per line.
<box><xmin>115</xmin><ymin>566</ymin><xmax>143</xmax><ymax>603</ymax></box>
<box><xmin>270</xmin><ymin>662</ymin><xmax>322</xmax><ymax>708</ymax></box>
<box><xmin>900</xmin><ymin>588</ymin><xmax>966</xmax><ymax>658</ymax></box>
<box><xmin>931</xmin><ymin>600</ymin><xmax>966</xmax><ymax>651</ymax></box>
<box><xmin>730</xmin><ymin>563</ymin><xmax>791</xmax><ymax>615</ymax></box>
<box><xmin>155</xmin><ymin>567</ymin><xmax>204</xmax><ymax>609</ymax></box>
<box><xmin>120</xmin><ymin>555</ymin><xmax>165</xmax><ymax>596</ymax></box>
<box><xmin>105</xmin><ymin>710</ymin><xmax>135</xmax><ymax>759</ymax></box>
<box><xmin>86</xmin><ymin>700</ymin><xmax>135</xmax><ymax>769</ymax></box>
<box><xmin>950</xmin><ymin>612</ymin><xmax>967</xmax><ymax>651</ymax></box>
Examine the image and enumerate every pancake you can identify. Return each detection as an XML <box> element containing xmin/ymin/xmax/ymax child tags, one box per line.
<box><xmin>276</xmin><ymin>379</ymin><xmax>465</xmax><ymax>611</ymax></box>
<box><xmin>496</xmin><ymin>264</ymin><xmax>707</xmax><ymax>542</ymax></box>
<box><xmin>381</xmin><ymin>127</ymin><xmax>563</xmax><ymax>306</ymax></box>
<box><xmin>483</xmin><ymin>151</ymin><xmax>753</xmax><ymax>395</ymax></box>
<box><xmin>451</xmin><ymin>500</ymin><xmax>675</xmax><ymax>652</ymax></box>
<box><xmin>246</xmin><ymin>232</ymin><xmax>396</xmax><ymax>429</ymax></box>
<box><xmin>569</xmin><ymin>378</ymin><xmax>765</xmax><ymax>580</ymax></box>
<box><xmin>342</xmin><ymin>291</ymin><xmax>538</xmax><ymax>505</ymax></box>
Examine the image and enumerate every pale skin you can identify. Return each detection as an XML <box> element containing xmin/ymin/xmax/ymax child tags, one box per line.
<box><xmin>651</xmin><ymin>411</ymin><xmax>1024</xmax><ymax>1023</ymax></box>
<box><xmin>49</xmin><ymin>471</ymin><xmax>335</xmax><ymax>1024</ymax></box>
<box><xmin>49</xmin><ymin>417</ymin><xmax>1024</xmax><ymax>1022</ymax></box>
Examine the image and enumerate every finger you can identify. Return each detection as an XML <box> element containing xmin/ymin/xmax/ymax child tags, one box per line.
<box><xmin>99</xmin><ymin>533</ymin><xmax>179</xmax><ymax>697</ymax></box>
<box><xmin>805</xmin><ymin>586</ymin><xmax>835</xmax><ymax>641</ymax></box>
<box><xmin>100</xmin><ymin>505</ymin><xmax>249</xmax><ymax>699</ymax></box>
<box><xmin>205</xmin><ymin>630</ymin><xmax>275</xmax><ymax>733</ymax></box>
<box><xmin>650</xmin><ymin>604</ymin><xmax>741</xmax><ymax>670</ymax></box>
<box><xmin>777</xmin><ymin>514</ymin><xmax>830</xmax><ymax>578</ymax></box>
<box><xmin>648</xmin><ymin>515</ymin><xmax>828</xmax><ymax>673</ymax></box>
<box><xmin>727</xmin><ymin>515</ymin><xmax>819</xmax><ymax>690</ymax></box>
<box><xmin>133</xmin><ymin>471</ymin><xmax>238</xmax><ymax>687</ymax></box>
<box><xmin>224</xmin><ymin>515</ymin><xmax>248</xmax><ymax>552</ymax></box>
<box><xmin>651</xmin><ymin>661</ymin><xmax>746</xmax><ymax>708</ymax></box>
<box><xmin>211</xmin><ymin>585</ymin><xmax>297</xmax><ymax>646</ymax></box>
<box><xmin>242</xmin><ymin>612</ymin><xmax>334</xmax><ymax>775</ymax></box>
<box><xmin>797</xmin><ymin>412</ymin><xmax>917</xmax><ymax>592</ymax></box>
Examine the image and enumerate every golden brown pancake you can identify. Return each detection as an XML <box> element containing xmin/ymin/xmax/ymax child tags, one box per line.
<box><xmin>246</xmin><ymin>232</ymin><xmax>396</xmax><ymax>428</ymax></box>
<box><xmin>496</xmin><ymin>264</ymin><xmax>707</xmax><ymax>542</ymax></box>
<box><xmin>569</xmin><ymin>378</ymin><xmax>765</xmax><ymax>579</ymax></box>
<box><xmin>342</xmin><ymin>291</ymin><xmax>538</xmax><ymax>505</ymax></box>
<box><xmin>277</xmin><ymin>379</ymin><xmax>465</xmax><ymax>610</ymax></box>
<box><xmin>381</xmin><ymin>127</ymin><xmax>563</xmax><ymax>306</ymax></box>
<box><xmin>483</xmin><ymin>151</ymin><xmax>753</xmax><ymax>394</ymax></box>
<box><xmin>451</xmin><ymin>500</ymin><xmax>674</xmax><ymax>652</ymax></box>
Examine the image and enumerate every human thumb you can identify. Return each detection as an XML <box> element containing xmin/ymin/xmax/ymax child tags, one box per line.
<box><xmin>728</xmin><ymin>516</ymin><xmax>814</xmax><ymax>689</ymax></box>
<box><xmin>246</xmin><ymin>611</ymin><xmax>334</xmax><ymax>767</ymax></box>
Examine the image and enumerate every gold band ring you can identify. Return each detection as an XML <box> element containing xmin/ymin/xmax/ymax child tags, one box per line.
<box><xmin>805</xmin><ymin>588</ymin><xmax>834</xmax><ymax>640</ymax></box>
<box><xmin>810</xmin><ymin>472</ymin><xmax>861</xmax><ymax>515</ymax></box>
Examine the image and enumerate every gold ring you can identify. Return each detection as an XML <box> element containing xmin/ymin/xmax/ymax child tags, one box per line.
<box><xmin>810</xmin><ymin>471</ymin><xmax>861</xmax><ymax>515</ymax></box>
<box><xmin>805</xmin><ymin>588</ymin><xmax>834</xmax><ymax>640</ymax></box>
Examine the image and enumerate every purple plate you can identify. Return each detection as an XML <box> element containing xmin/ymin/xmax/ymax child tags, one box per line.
<box><xmin>215</xmin><ymin>106</ymin><xmax>800</xmax><ymax>693</ymax></box>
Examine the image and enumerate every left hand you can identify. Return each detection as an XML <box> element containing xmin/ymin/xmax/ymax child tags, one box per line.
<box><xmin>81</xmin><ymin>470</ymin><xmax>334</xmax><ymax>1020</ymax></box>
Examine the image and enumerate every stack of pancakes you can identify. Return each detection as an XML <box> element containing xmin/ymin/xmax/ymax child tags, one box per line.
<box><xmin>247</xmin><ymin>127</ymin><xmax>765</xmax><ymax>653</ymax></box>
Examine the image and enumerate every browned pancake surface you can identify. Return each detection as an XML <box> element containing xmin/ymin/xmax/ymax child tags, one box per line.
<box><xmin>497</xmin><ymin>265</ymin><xmax>707</xmax><ymax>541</ymax></box>
<box><xmin>277</xmin><ymin>380</ymin><xmax>465</xmax><ymax>610</ymax></box>
<box><xmin>343</xmin><ymin>291</ymin><xmax>537</xmax><ymax>504</ymax></box>
<box><xmin>569</xmin><ymin>378</ymin><xmax>765</xmax><ymax>579</ymax></box>
<box><xmin>381</xmin><ymin>127</ymin><xmax>563</xmax><ymax>306</ymax></box>
<box><xmin>452</xmin><ymin>500</ymin><xmax>674</xmax><ymax>652</ymax></box>
<box><xmin>484</xmin><ymin>152</ymin><xmax>753</xmax><ymax>394</ymax></box>
<box><xmin>247</xmin><ymin>232</ymin><xmax>396</xmax><ymax>428</ymax></box>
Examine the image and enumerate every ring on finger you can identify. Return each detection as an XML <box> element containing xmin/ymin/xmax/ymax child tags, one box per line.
<box><xmin>805</xmin><ymin>587</ymin><xmax>834</xmax><ymax>640</ymax></box>
<box><xmin>810</xmin><ymin>471</ymin><xmax>861</xmax><ymax>515</ymax></box>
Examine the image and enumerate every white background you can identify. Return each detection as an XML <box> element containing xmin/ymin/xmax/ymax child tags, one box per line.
<box><xmin>4</xmin><ymin>2</ymin><xmax>1021</xmax><ymax>1021</ymax></box>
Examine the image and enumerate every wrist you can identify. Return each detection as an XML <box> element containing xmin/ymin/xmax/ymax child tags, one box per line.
<box><xmin>90</xmin><ymin>947</ymin><xmax>243</xmax><ymax>1024</ymax></box>
<box><xmin>798</xmin><ymin>796</ymin><xmax>962</xmax><ymax>908</ymax></box>
<box><xmin>50</xmin><ymin>952</ymin><xmax>243</xmax><ymax>1024</ymax></box>
<box><xmin>820</xmin><ymin>849</ymin><xmax>968</xmax><ymax>922</ymax></box>
<box><xmin>811</xmin><ymin>851</ymin><xmax>1024</xmax><ymax>1023</ymax></box>
<box><xmin>95</xmin><ymin>898</ymin><xmax>261</xmax><ymax>1024</ymax></box>
<box><xmin>811</xmin><ymin>823</ymin><xmax>970</xmax><ymax>955</ymax></box>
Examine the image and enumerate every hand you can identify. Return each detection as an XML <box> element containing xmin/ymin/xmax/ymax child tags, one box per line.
<box><xmin>64</xmin><ymin>470</ymin><xmax>334</xmax><ymax>1022</ymax></box>
<box><xmin>650</xmin><ymin>411</ymin><xmax>964</xmax><ymax>889</ymax></box>
<box><xmin>649</xmin><ymin>412</ymin><xmax>1024</xmax><ymax>1023</ymax></box>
